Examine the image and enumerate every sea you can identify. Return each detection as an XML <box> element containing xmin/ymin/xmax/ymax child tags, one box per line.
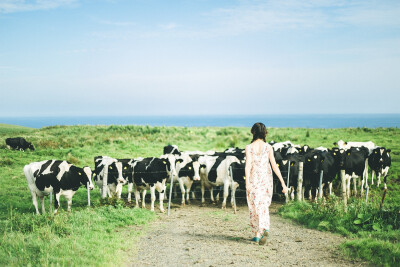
<box><xmin>1</xmin><ymin>114</ymin><xmax>400</xmax><ymax>129</ymax></box>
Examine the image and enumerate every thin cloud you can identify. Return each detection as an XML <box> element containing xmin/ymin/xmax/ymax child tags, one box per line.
<box><xmin>0</xmin><ymin>0</ymin><xmax>78</xmax><ymax>13</ymax></box>
<box><xmin>159</xmin><ymin>22</ymin><xmax>178</xmax><ymax>30</ymax></box>
<box><xmin>194</xmin><ymin>0</ymin><xmax>400</xmax><ymax>37</ymax></box>
<box><xmin>97</xmin><ymin>19</ymin><xmax>135</xmax><ymax>27</ymax></box>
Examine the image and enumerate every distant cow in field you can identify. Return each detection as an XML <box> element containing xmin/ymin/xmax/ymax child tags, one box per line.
<box><xmin>6</xmin><ymin>137</ymin><xmax>35</xmax><ymax>151</ymax></box>
<box><xmin>368</xmin><ymin>147</ymin><xmax>391</xmax><ymax>188</ymax></box>
<box><xmin>23</xmin><ymin>160</ymin><xmax>94</xmax><ymax>214</ymax></box>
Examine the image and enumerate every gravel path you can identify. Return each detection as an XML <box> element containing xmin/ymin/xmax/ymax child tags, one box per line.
<box><xmin>126</xmin><ymin>201</ymin><xmax>367</xmax><ymax>267</ymax></box>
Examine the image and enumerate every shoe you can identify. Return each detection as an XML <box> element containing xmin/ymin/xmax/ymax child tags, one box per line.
<box><xmin>251</xmin><ymin>237</ymin><xmax>260</xmax><ymax>242</ymax></box>
<box><xmin>259</xmin><ymin>230</ymin><xmax>269</xmax><ymax>245</ymax></box>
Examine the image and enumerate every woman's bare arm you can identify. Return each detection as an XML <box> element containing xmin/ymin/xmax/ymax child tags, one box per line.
<box><xmin>268</xmin><ymin>145</ymin><xmax>288</xmax><ymax>194</ymax></box>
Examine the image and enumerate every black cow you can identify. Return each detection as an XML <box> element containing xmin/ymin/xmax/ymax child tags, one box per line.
<box><xmin>93</xmin><ymin>156</ymin><xmax>125</xmax><ymax>198</ymax></box>
<box><xmin>6</xmin><ymin>137</ymin><xmax>35</xmax><ymax>151</ymax></box>
<box><xmin>23</xmin><ymin>160</ymin><xmax>93</xmax><ymax>214</ymax></box>
<box><xmin>133</xmin><ymin>154</ymin><xmax>177</xmax><ymax>212</ymax></box>
<box><xmin>303</xmin><ymin>150</ymin><xmax>336</xmax><ymax>200</ymax></box>
<box><xmin>368</xmin><ymin>147</ymin><xmax>391</xmax><ymax>188</ymax></box>
<box><xmin>342</xmin><ymin>147</ymin><xmax>369</xmax><ymax>197</ymax></box>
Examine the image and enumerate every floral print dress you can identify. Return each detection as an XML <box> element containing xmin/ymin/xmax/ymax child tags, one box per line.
<box><xmin>246</xmin><ymin>143</ymin><xmax>273</xmax><ymax>236</ymax></box>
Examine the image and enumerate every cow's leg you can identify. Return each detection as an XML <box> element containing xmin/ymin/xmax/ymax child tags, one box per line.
<box><xmin>54</xmin><ymin>193</ymin><xmax>61</xmax><ymax>214</ymax></box>
<box><xmin>377</xmin><ymin>173</ymin><xmax>382</xmax><ymax>187</ymax></box>
<box><xmin>159</xmin><ymin>180</ymin><xmax>166</xmax><ymax>213</ymax></box>
<box><xmin>191</xmin><ymin>191</ymin><xmax>196</xmax><ymax>200</ymax></box>
<box><xmin>201</xmin><ymin>183</ymin><xmax>206</xmax><ymax>205</ymax></box>
<box><xmin>178</xmin><ymin>178</ymin><xmax>186</xmax><ymax>206</ymax></box>
<box><xmin>149</xmin><ymin>186</ymin><xmax>156</xmax><ymax>212</ymax></box>
<box><xmin>361</xmin><ymin>176</ymin><xmax>365</xmax><ymax>195</ymax></box>
<box><xmin>30</xmin><ymin>191</ymin><xmax>40</xmax><ymax>215</ymax></box>
<box><xmin>141</xmin><ymin>190</ymin><xmax>147</xmax><ymax>209</ymax></box>
<box><xmin>186</xmin><ymin>180</ymin><xmax>193</xmax><ymax>205</ymax></box>
<box><xmin>39</xmin><ymin>195</ymin><xmax>45</xmax><ymax>214</ymax></box>
<box><xmin>353</xmin><ymin>177</ymin><xmax>357</xmax><ymax>196</ymax></box>
<box><xmin>329</xmin><ymin>182</ymin><xmax>333</xmax><ymax>196</ymax></box>
<box><xmin>301</xmin><ymin>187</ymin><xmax>305</xmax><ymax>201</ymax></box>
<box><xmin>127</xmin><ymin>183</ymin><xmax>133</xmax><ymax>202</ymax></box>
<box><xmin>142</xmin><ymin>189</ymin><xmax>146</xmax><ymax>209</ymax></box>
<box><xmin>314</xmin><ymin>188</ymin><xmax>318</xmax><ymax>202</ymax></box>
<box><xmin>290</xmin><ymin>186</ymin><xmax>295</xmax><ymax>200</ymax></box>
<box><xmin>210</xmin><ymin>187</ymin><xmax>215</xmax><ymax>204</ymax></box>
<box><xmin>308</xmin><ymin>189</ymin><xmax>312</xmax><ymax>201</ymax></box>
<box><xmin>371</xmin><ymin>170</ymin><xmax>375</xmax><ymax>185</ymax></box>
<box><xmin>134</xmin><ymin>188</ymin><xmax>140</xmax><ymax>208</ymax></box>
<box><xmin>65</xmin><ymin>194</ymin><xmax>73</xmax><ymax>212</ymax></box>
<box><xmin>221</xmin><ymin>182</ymin><xmax>230</xmax><ymax>209</ymax></box>
<box><xmin>346</xmin><ymin>176</ymin><xmax>351</xmax><ymax>198</ymax></box>
<box><xmin>230</xmin><ymin>182</ymin><xmax>239</xmax><ymax>214</ymax></box>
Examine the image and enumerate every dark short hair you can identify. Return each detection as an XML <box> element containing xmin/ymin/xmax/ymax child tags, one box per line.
<box><xmin>251</xmin><ymin>122</ymin><xmax>268</xmax><ymax>143</ymax></box>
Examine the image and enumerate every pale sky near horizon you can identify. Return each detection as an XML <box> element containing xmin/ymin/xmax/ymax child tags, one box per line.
<box><xmin>1</xmin><ymin>0</ymin><xmax>399</xmax><ymax>117</ymax></box>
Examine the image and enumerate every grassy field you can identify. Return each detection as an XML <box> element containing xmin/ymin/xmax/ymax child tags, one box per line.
<box><xmin>0</xmin><ymin>123</ymin><xmax>399</xmax><ymax>266</ymax></box>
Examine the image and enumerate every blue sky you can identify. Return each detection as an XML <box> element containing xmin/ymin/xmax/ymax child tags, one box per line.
<box><xmin>1</xmin><ymin>0</ymin><xmax>399</xmax><ymax>116</ymax></box>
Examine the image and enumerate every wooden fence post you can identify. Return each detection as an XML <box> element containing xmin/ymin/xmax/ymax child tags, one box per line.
<box><xmin>297</xmin><ymin>162</ymin><xmax>303</xmax><ymax>201</ymax></box>
<box><xmin>340</xmin><ymin>170</ymin><xmax>347</xmax><ymax>210</ymax></box>
<box><xmin>168</xmin><ymin>171</ymin><xmax>174</xmax><ymax>216</ymax></box>
<box><xmin>318</xmin><ymin>170</ymin><xmax>324</xmax><ymax>199</ymax></box>
<box><xmin>87</xmin><ymin>182</ymin><xmax>91</xmax><ymax>206</ymax></box>
<box><xmin>102</xmin><ymin>166</ymin><xmax>108</xmax><ymax>199</ymax></box>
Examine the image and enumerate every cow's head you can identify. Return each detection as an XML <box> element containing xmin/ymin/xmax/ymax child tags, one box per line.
<box><xmin>330</xmin><ymin>148</ymin><xmax>346</xmax><ymax>168</ymax></box>
<box><xmin>163</xmin><ymin>154</ymin><xmax>177</xmax><ymax>177</ymax></box>
<box><xmin>80</xmin><ymin>166</ymin><xmax>94</xmax><ymax>190</ymax></box>
<box><xmin>305</xmin><ymin>152</ymin><xmax>323</xmax><ymax>174</ymax></box>
<box><xmin>28</xmin><ymin>143</ymin><xmax>35</xmax><ymax>151</ymax></box>
<box><xmin>107</xmin><ymin>161</ymin><xmax>126</xmax><ymax>184</ymax></box>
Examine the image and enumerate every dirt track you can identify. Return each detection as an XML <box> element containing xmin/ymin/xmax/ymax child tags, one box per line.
<box><xmin>126</xmin><ymin>201</ymin><xmax>367</xmax><ymax>267</ymax></box>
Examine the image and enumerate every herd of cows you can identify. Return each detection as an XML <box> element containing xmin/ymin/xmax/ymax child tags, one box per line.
<box><xmin>5</xmin><ymin>137</ymin><xmax>392</xmax><ymax>214</ymax></box>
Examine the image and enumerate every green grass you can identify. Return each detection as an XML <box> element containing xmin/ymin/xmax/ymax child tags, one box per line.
<box><xmin>0</xmin><ymin>124</ymin><xmax>399</xmax><ymax>265</ymax></box>
<box><xmin>279</xmin><ymin>198</ymin><xmax>400</xmax><ymax>266</ymax></box>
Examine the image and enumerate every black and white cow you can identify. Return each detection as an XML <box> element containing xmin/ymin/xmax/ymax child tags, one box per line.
<box><xmin>334</xmin><ymin>140</ymin><xmax>376</xmax><ymax>155</ymax></box>
<box><xmin>23</xmin><ymin>160</ymin><xmax>93</xmax><ymax>214</ymax></box>
<box><xmin>224</xmin><ymin>147</ymin><xmax>245</xmax><ymax>154</ymax></box>
<box><xmin>198</xmin><ymin>152</ymin><xmax>244</xmax><ymax>210</ymax></box>
<box><xmin>133</xmin><ymin>154</ymin><xmax>177</xmax><ymax>212</ymax></box>
<box><xmin>163</xmin><ymin>144</ymin><xmax>181</xmax><ymax>156</ymax></box>
<box><xmin>6</xmin><ymin>137</ymin><xmax>35</xmax><ymax>151</ymax></box>
<box><xmin>176</xmin><ymin>159</ymin><xmax>201</xmax><ymax>205</ymax></box>
<box><xmin>92</xmin><ymin>156</ymin><xmax>125</xmax><ymax>198</ymax></box>
<box><xmin>116</xmin><ymin>158</ymin><xmax>144</xmax><ymax>201</ymax></box>
<box><xmin>368</xmin><ymin>147</ymin><xmax>391</xmax><ymax>188</ymax></box>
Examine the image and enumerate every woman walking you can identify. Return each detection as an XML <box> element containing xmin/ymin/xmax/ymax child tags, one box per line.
<box><xmin>245</xmin><ymin>122</ymin><xmax>288</xmax><ymax>245</ymax></box>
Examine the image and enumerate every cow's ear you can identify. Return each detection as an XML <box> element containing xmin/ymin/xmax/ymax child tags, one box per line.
<box><xmin>124</xmin><ymin>166</ymin><xmax>127</xmax><ymax>170</ymax></box>
<box><xmin>347</xmin><ymin>151</ymin><xmax>351</xmax><ymax>156</ymax></box>
<box><xmin>78</xmin><ymin>172</ymin><xmax>82</xmax><ymax>175</ymax></box>
<box><xmin>387</xmin><ymin>149</ymin><xmax>391</xmax><ymax>154</ymax></box>
<box><xmin>163</xmin><ymin>161</ymin><xmax>167</xmax><ymax>164</ymax></box>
